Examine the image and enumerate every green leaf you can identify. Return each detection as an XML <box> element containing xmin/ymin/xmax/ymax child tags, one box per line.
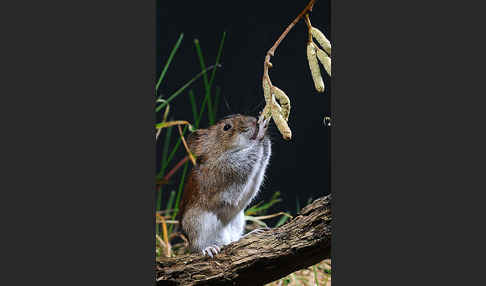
<box><xmin>189</xmin><ymin>90</ymin><xmax>198</xmax><ymax>123</ymax></box>
<box><xmin>161</xmin><ymin>124</ymin><xmax>173</xmax><ymax>173</ymax></box>
<box><xmin>165</xmin><ymin>190</ymin><xmax>176</xmax><ymax>213</ymax></box>
<box><xmin>209</xmin><ymin>32</ymin><xmax>226</xmax><ymax>88</ymax></box>
<box><xmin>155</xmin><ymin>64</ymin><xmax>218</xmax><ymax>112</ymax></box>
<box><xmin>156</xmin><ymin>33</ymin><xmax>184</xmax><ymax>96</ymax></box>
<box><xmin>158</xmin><ymin>124</ymin><xmax>189</xmax><ymax>179</ymax></box>
<box><xmin>169</xmin><ymin>161</ymin><xmax>189</xmax><ymax>233</ymax></box>
<box><xmin>274</xmin><ymin>213</ymin><xmax>290</xmax><ymax>227</ymax></box>
<box><xmin>245</xmin><ymin>201</ymin><xmax>264</xmax><ymax>215</ymax></box>
<box><xmin>247</xmin><ymin>191</ymin><xmax>282</xmax><ymax>215</ymax></box>
<box><xmin>155</xmin><ymin>185</ymin><xmax>162</xmax><ymax>234</ymax></box>
<box><xmin>194</xmin><ymin>39</ymin><xmax>214</xmax><ymax>124</ymax></box>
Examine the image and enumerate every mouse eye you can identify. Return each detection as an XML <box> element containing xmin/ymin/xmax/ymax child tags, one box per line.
<box><xmin>223</xmin><ymin>124</ymin><xmax>232</xmax><ymax>131</ymax></box>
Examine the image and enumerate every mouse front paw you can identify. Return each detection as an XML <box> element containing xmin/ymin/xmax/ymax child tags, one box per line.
<box><xmin>201</xmin><ymin>245</ymin><xmax>221</xmax><ymax>258</ymax></box>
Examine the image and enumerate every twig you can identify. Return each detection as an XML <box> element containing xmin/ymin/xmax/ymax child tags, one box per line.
<box><xmin>262</xmin><ymin>0</ymin><xmax>316</xmax><ymax>86</ymax></box>
<box><xmin>304</xmin><ymin>14</ymin><xmax>313</xmax><ymax>43</ymax></box>
<box><xmin>259</xmin><ymin>0</ymin><xmax>318</xmax><ymax>140</ymax></box>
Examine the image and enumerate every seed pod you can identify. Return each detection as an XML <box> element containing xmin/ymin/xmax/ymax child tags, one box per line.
<box><xmin>311</xmin><ymin>27</ymin><xmax>331</xmax><ymax>55</ymax></box>
<box><xmin>274</xmin><ymin>114</ymin><xmax>291</xmax><ymax>140</ymax></box>
<box><xmin>262</xmin><ymin>77</ymin><xmax>272</xmax><ymax>103</ymax></box>
<box><xmin>260</xmin><ymin>78</ymin><xmax>273</xmax><ymax>120</ymax></box>
<box><xmin>271</xmin><ymin>99</ymin><xmax>292</xmax><ymax>140</ymax></box>
<box><xmin>307</xmin><ymin>42</ymin><xmax>325</xmax><ymax>93</ymax></box>
<box><xmin>316</xmin><ymin>48</ymin><xmax>331</xmax><ymax>77</ymax></box>
<box><xmin>260</xmin><ymin>103</ymin><xmax>272</xmax><ymax>120</ymax></box>
<box><xmin>272</xmin><ymin>86</ymin><xmax>290</xmax><ymax>121</ymax></box>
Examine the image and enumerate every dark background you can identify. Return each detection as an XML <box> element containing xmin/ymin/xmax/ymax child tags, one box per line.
<box><xmin>156</xmin><ymin>1</ymin><xmax>331</xmax><ymax>214</ymax></box>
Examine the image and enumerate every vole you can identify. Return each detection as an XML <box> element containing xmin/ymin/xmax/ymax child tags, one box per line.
<box><xmin>178</xmin><ymin>114</ymin><xmax>271</xmax><ymax>257</ymax></box>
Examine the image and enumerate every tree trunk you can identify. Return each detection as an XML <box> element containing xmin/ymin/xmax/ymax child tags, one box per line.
<box><xmin>156</xmin><ymin>194</ymin><xmax>332</xmax><ymax>285</ymax></box>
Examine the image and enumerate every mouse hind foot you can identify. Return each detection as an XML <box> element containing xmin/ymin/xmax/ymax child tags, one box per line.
<box><xmin>201</xmin><ymin>245</ymin><xmax>221</xmax><ymax>258</ymax></box>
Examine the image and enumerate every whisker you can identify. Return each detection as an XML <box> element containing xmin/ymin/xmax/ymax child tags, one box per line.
<box><xmin>223</xmin><ymin>94</ymin><xmax>232</xmax><ymax>114</ymax></box>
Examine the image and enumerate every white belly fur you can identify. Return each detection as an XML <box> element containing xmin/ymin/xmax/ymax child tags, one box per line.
<box><xmin>185</xmin><ymin>138</ymin><xmax>271</xmax><ymax>252</ymax></box>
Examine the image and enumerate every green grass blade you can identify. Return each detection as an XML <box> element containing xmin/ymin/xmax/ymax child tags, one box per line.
<box><xmin>250</xmin><ymin>192</ymin><xmax>282</xmax><ymax>214</ymax></box>
<box><xmin>157</xmin><ymin>124</ymin><xmax>188</xmax><ymax>180</ymax></box>
<box><xmin>194</xmin><ymin>39</ymin><xmax>214</xmax><ymax>124</ymax></box>
<box><xmin>274</xmin><ymin>213</ymin><xmax>290</xmax><ymax>227</ymax></box>
<box><xmin>208</xmin><ymin>32</ymin><xmax>226</xmax><ymax>122</ymax></box>
<box><xmin>194</xmin><ymin>39</ymin><xmax>210</xmax><ymax>91</ymax></box>
<box><xmin>157</xmin><ymin>60</ymin><xmax>221</xmax><ymax>180</ymax></box>
<box><xmin>245</xmin><ymin>201</ymin><xmax>264</xmax><ymax>215</ymax></box>
<box><xmin>172</xmin><ymin>161</ymin><xmax>189</xmax><ymax>216</ymax></box>
<box><xmin>195</xmin><ymin>95</ymin><xmax>208</xmax><ymax>128</ymax></box>
<box><xmin>245</xmin><ymin>192</ymin><xmax>282</xmax><ymax>216</ymax></box>
<box><xmin>209</xmin><ymin>31</ymin><xmax>226</xmax><ymax>88</ymax></box>
<box><xmin>155</xmin><ymin>64</ymin><xmax>218</xmax><ymax>112</ymax></box>
<box><xmin>161</xmin><ymin>125</ymin><xmax>173</xmax><ymax>174</ymax></box>
<box><xmin>156</xmin><ymin>124</ymin><xmax>174</xmax><ymax>234</ymax></box>
<box><xmin>156</xmin><ymin>33</ymin><xmax>184</xmax><ymax>95</ymax></box>
<box><xmin>158</xmin><ymin>82</ymin><xmax>213</xmax><ymax>178</ymax></box>
<box><xmin>156</xmin><ymin>185</ymin><xmax>163</xmax><ymax>234</ymax></box>
<box><xmin>165</xmin><ymin>190</ymin><xmax>176</xmax><ymax>213</ymax></box>
<box><xmin>169</xmin><ymin>161</ymin><xmax>189</xmax><ymax>233</ymax></box>
<box><xmin>156</xmin><ymin>86</ymin><xmax>210</xmax><ymax>181</ymax></box>
<box><xmin>189</xmin><ymin>90</ymin><xmax>198</xmax><ymax>123</ymax></box>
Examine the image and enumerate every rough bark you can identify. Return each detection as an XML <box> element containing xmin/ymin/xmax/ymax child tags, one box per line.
<box><xmin>156</xmin><ymin>194</ymin><xmax>332</xmax><ymax>286</ymax></box>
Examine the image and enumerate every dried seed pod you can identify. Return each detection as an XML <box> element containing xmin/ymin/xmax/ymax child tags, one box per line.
<box><xmin>270</xmin><ymin>94</ymin><xmax>282</xmax><ymax>113</ymax></box>
<box><xmin>307</xmin><ymin>42</ymin><xmax>325</xmax><ymax>93</ymax></box>
<box><xmin>311</xmin><ymin>27</ymin><xmax>331</xmax><ymax>55</ymax></box>
<box><xmin>273</xmin><ymin>112</ymin><xmax>292</xmax><ymax>140</ymax></box>
<box><xmin>260</xmin><ymin>78</ymin><xmax>273</xmax><ymax>120</ymax></box>
<box><xmin>272</xmin><ymin>86</ymin><xmax>290</xmax><ymax>121</ymax></box>
<box><xmin>316</xmin><ymin>48</ymin><xmax>331</xmax><ymax>76</ymax></box>
<box><xmin>261</xmin><ymin>103</ymin><xmax>272</xmax><ymax>120</ymax></box>
<box><xmin>270</xmin><ymin>97</ymin><xmax>292</xmax><ymax>140</ymax></box>
<box><xmin>262</xmin><ymin>78</ymin><xmax>272</xmax><ymax>105</ymax></box>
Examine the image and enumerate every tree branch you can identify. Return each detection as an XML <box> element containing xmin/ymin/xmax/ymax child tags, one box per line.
<box><xmin>156</xmin><ymin>194</ymin><xmax>332</xmax><ymax>285</ymax></box>
<box><xmin>259</xmin><ymin>0</ymin><xmax>317</xmax><ymax>140</ymax></box>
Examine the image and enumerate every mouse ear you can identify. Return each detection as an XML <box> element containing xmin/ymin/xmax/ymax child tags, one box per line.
<box><xmin>187</xmin><ymin>129</ymin><xmax>208</xmax><ymax>157</ymax></box>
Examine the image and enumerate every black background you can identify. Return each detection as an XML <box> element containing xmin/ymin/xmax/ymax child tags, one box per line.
<box><xmin>157</xmin><ymin>1</ymin><xmax>331</xmax><ymax>214</ymax></box>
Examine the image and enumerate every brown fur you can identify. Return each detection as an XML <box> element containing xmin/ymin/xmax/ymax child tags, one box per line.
<box><xmin>179</xmin><ymin>114</ymin><xmax>258</xmax><ymax>217</ymax></box>
<box><xmin>177</xmin><ymin>114</ymin><xmax>271</xmax><ymax>254</ymax></box>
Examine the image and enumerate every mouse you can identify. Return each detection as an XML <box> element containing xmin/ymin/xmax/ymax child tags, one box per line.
<box><xmin>178</xmin><ymin>114</ymin><xmax>271</xmax><ymax>257</ymax></box>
